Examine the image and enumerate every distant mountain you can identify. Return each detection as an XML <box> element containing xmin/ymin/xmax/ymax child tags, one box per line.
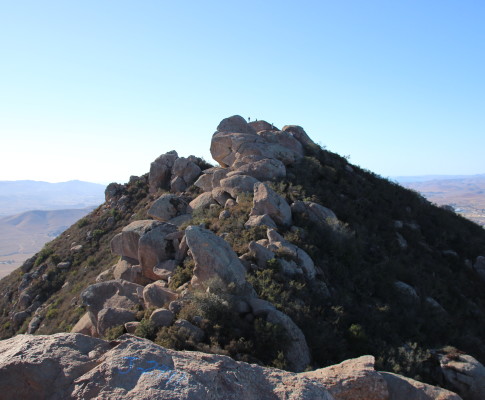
<box><xmin>0</xmin><ymin>207</ymin><xmax>95</xmax><ymax>278</ymax></box>
<box><xmin>0</xmin><ymin>180</ymin><xmax>105</xmax><ymax>216</ymax></box>
<box><xmin>396</xmin><ymin>175</ymin><xmax>485</xmax><ymax>226</ymax></box>
<box><xmin>393</xmin><ymin>174</ymin><xmax>485</xmax><ymax>183</ymax></box>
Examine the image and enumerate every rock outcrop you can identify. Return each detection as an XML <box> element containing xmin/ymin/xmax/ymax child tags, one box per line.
<box><xmin>301</xmin><ymin>355</ymin><xmax>389</xmax><ymax>400</ymax></box>
<box><xmin>185</xmin><ymin>225</ymin><xmax>247</xmax><ymax>287</ymax></box>
<box><xmin>437</xmin><ymin>352</ymin><xmax>485</xmax><ymax>400</ymax></box>
<box><xmin>0</xmin><ymin>333</ymin><xmax>462</xmax><ymax>400</ymax></box>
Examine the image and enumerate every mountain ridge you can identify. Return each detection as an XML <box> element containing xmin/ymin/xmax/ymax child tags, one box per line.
<box><xmin>0</xmin><ymin>115</ymin><xmax>484</xmax><ymax>399</ymax></box>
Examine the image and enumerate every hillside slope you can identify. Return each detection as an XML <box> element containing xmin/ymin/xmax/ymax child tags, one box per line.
<box><xmin>0</xmin><ymin>207</ymin><xmax>94</xmax><ymax>278</ymax></box>
<box><xmin>0</xmin><ymin>116</ymin><xmax>484</xmax><ymax>399</ymax></box>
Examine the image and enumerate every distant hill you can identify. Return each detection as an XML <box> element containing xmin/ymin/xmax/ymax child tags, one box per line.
<box><xmin>0</xmin><ymin>207</ymin><xmax>95</xmax><ymax>278</ymax></box>
<box><xmin>396</xmin><ymin>175</ymin><xmax>485</xmax><ymax>226</ymax></box>
<box><xmin>0</xmin><ymin>180</ymin><xmax>105</xmax><ymax>216</ymax></box>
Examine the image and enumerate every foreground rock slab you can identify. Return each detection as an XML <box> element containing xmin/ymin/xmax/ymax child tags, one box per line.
<box><xmin>0</xmin><ymin>333</ymin><xmax>334</xmax><ymax>400</ymax></box>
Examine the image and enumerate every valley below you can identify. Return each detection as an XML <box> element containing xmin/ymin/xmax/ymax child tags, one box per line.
<box><xmin>0</xmin><ymin>208</ymin><xmax>95</xmax><ymax>278</ymax></box>
<box><xmin>397</xmin><ymin>175</ymin><xmax>485</xmax><ymax>227</ymax></box>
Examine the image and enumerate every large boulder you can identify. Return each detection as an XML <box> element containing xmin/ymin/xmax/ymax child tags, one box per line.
<box><xmin>220</xmin><ymin>175</ymin><xmax>259</xmax><ymax>198</ymax></box>
<box><xmin>110</xmin><ymin>220</ymin><xmax>161</xmax><ymax>261</ymax></box>
<box><xmin>0</xmin><ymin>333</ymin><xmax>111</xmax><ymax>400</ymax></box>
<box><xmin>282</xmin><ymin>125</ymin><xmax>316</xmax><ymax>148</ymax></box>
<box><xmin>188</xmin><ymin>192</ymin><xmax>216</xmax><ymax>211</ymax></box>
<box><xmin>5</xmin><ymin>334</ymin><xmax>334</xmax><ymax>399</ymax></box>
<box><xmin>71</xmin><ymin>312</ymin><xmax>98</xmax><ymax>337</ymax></box>
<box><xmin>216</xmin><ymin>115</ymin><xmax>256</xmax><ymax>134</ymax></box>
<box><xmin>249</xmin><ymin>120</ymin><xmax>275</xmax><ymax>132</ymax></box>
<box><xmin>185</xmin><ymin>225</ymin><xmax>247</xmax><ymax>287</ymax></box>
<box><xmin>438</xmin><ymin>352</ymin><xmax>485</xmax><ymax>400</ymax></box>
<box><xmin>80</xmin><ymin>279</ymin><xmax>144</xmax><ymax>321</ymax></box>
<box><xmin>148</xmin><ymin>194</ymin><xmax>189</xmax><ymax>222</ymax></box>
<box><xmin>210</xmin><ymin>116</ymin><xmax>304</xmax><ymax>169</ymax></box>
<box><xmin>193</xmin><ymin>173</ymin><xmax>213</xmax><ymax>192</ymax></box>
<box><xmin>171</xmin><ymin>157</ymin><xmax>202</xmax><ymax>192</ymax></box>
<box><xmin>0</xmin><ymin>333</ymin><xmax>465</xmax><ymax>400</ymax></box>
<box><xmin>150</xmin><ymin>308</ymin><xmax>175</xmax><ymax>328</ymax></box>
<box><xmin>230</xmin><ymin>158</ymin><xmax>286</xmax><ymax>181</ymax></box>
<box><xmin>149</xmin><ymin>150</ymin><xmax>178</xmax><ymax>193</ymax></box>
<box><xmin>302</xmin><ymin>356</ymin><xmax>389</xmax><ymax>400</ymax></box>
<box><xmin>266</xmin><ymin>229</ymin><xmax>316</xmax><ymax>279</ymax></box>
<box><xmin>143</xmin><ymin>281</ymin><xmax>178</xmax><ymax>309</ymax></box>
<box><xmin>380</xmin><ymin>371</ymin><xmax>462</xmax><ymax>400</ymax></box>
<box><xmin>97</xmin><ymin>307</ymin><xmax>137</xmax><ymax>337</ymax></box>
<box><xmin>112</xmin><ymin>258</ymin><xmax>147</xmax><ymax>285</ymax></box>
<box><xmin>138</xmin><ymin>223</ymin><xmax>179</xmax><ymax>280</ymax></box>
<box><xmin>250</xmin><ymin>182</ymin><xmax>292</xmax><ymax>226</ymax></box>
<box><xmin>291</xmin><ymin>201</ymin><xmax>338</xmax><ymax>226</ymax></box>
<box><xmin>248</xmin><ymin>298</ymin><xmax>311</xmax><ymax>372</ymax></box>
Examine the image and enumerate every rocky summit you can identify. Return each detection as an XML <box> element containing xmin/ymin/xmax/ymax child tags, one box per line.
<box><xmin>1</xmin><ymin>115</ymin><xmax>485</xmax><ymax>399</ymax></box>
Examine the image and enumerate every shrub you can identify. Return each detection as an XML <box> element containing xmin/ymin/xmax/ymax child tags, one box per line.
<box><xmin>104</xmin><ymin>325</ymin><xmax>126</xmax><ymax>340</ymax></box>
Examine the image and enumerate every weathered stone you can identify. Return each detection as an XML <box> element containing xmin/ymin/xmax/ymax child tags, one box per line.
<box><xmin>110</xmin><ymin>220</ymin><xmax>160</xmax><ymax>261</ymax></box>
<box><xmin>248</xmin><ymin>241</ymin><xmax>275</xmax><ymax>268</ymax></box>
<box><xmin>302</xmin><ymin>356</ymin><xmax>389</xmax><ymax>400</ymax></box>
<box><xmin>216</xmin><ymin>115</ymin><xmax>256</xmax><ymax>134</ymax></box>
<box><xmin>211</xmin><ymin>167</ymin><xmax>230</xmax><ymax>188</ymax></box>
<box><xmin>193</xmin><ymin>173</ymin><xmax>213</xmax><ymax>192</ymax></box>
<box><xmin>282</xmin><ymin>125</ymin><xmax>316</xmax><ymax>148</ymax></box>
<box><xmin>143</xmin><ymin>281</ymin><xmax>178</xmax><ymax>309</ymax></box>
<box><xmin>230</xmin><ymin>158</ymin><xmax>286</xmax><ymax>181</ymax></box>
<box><xmin>291</xmin><ymin>201</ymin><xmax>337</xmax><ymax>226</ymax></box>
<box><xmin>165</xmin><ymin>214</ymin><xmax>190</xmax><ymax>227</ymax></box>
<box><xmin>394</xmin><ymin>281</ymin><xmax>420</xmax><ymax>303</ymax></box>
<box><xmin>70</xmin><ymin>244</ymin><xmax>83</xmax><ymax>252</ymax></box>
<box><xmin>97</xmin><ymin>307</ymin><xmax>136</xmax><ymax>336</ymax></box>
<box><xmin>138</xmin><ymin>223</ymin><xmax>178</xmax><ymax>280</ymax></box>
<box><xmin>247</xmin><ymin>298</ymin><xmax>310</xmax><ymax>372</ymax></box>
<box><xmin>150</xmin><ymin>308</ymin><xmax>174</xmax><ymax>328</ymax></box>
<box><xmin>211</xmin><ymin>187</ymin><xmax>232</xmax><ymax>206</ymax></box>
<box><xmin>148</xmin><ymin>150</ymin><xmax>178</xmax><ymax>193</ymax></box>
<box><xmin>174</xmin><ymin>319</ymin><xmax>205</xmax><ymax>342</ymax></box>
<box><xmin>71</xmin><ymin>312</ymin><xmax>98</xmax><ymax>337</ymax></box>
<box><xmin>0</xmin><ymin>333</ymin><xmax>111</xmax><ymax>400</ymax></box>
<box><xmin>113</xmin><ymin>258</ymin><xmax>147</xmax><ymax>285</ymax></box>
<box><xmin>124</xmin><ymin>321</ymin><xmax>140</xmax><ymax>334</ymax></box>
<box><xmin>219</xmin><ymin>209</ymin><xmax>231</xmax><ymax>219</ymax></box>
<box><xmin>80</xmin><ymin>279</ymin><xmax>144</xmax><ymax>320</ymax></box>
<box><xmin>95</xmin><ymin>267</ymin><xmax>114</xmax><ymax>283</ymax></box>
<box><xmin>245</xmin><ymin>214</ymin><xmax>277</xmax><ymax>229</ymax></box>
<box><xmin>220</xmin><ymin>175</ymin><xmax>259</xmax><ymax>198</ymax></box>
<box><xmin>225</xmin><ymin>198</ymin><xmax>237</xmax><ymax>208</ymax></box>
<box><xmin>189</xmin><ymin>192</ymin><xmax>216</xmax><ymax>211</ymax></box>
<box><xmin>249</xmin><ymin>120</ymin><xmax>275</xmax><ymax>132</ymax></box>
<box><xmin>170</xmin><ymin>175</ymin><xmax>186</xmax><ymax>193</ymax></box>
<box><xmin>27</xmin><ymin>316</ymin><xmax>42</xmax><ymax>334</ymax></box>
<box><xmin>148</xmin><ymin>194</ymin><xmax>188</xmax><ymax>222</ymax></box>
<box><xmin>251</xmin><ymin>182</ymin><xmax>292</xmax><ymax>226</ymax></box>
<box><xmin>153</xmin><ymin>259</ymin><xmax>178</xmax><ymax>280</ymax></box>
<box><xmin>57</xmin><ymin>261</ymin><xmax>71</xmax><ymax>270</ymax></box>
<box><xmin>266</xmin><ymin>229</ymin><xmax>316</xmax><ymax>279</ymax></box>
<box><xmin>185</xmin><ymin>225</ymin><xmax>247</xmax><ymax>287</ymax></box>
<box><xmin>172</xmin><ymin>157</ymin><xmax>202</xmax><ymax>187</ymax></box>
<box><xmin>381</xmin><ymin>371</ymin><xmax>462</xmax><ymax>400</ymax></box>
<box><xmin>169</xmin><ymin>300</ymin><xmax>184</xmax><ymax>314</ymax></box>
<box><xmin>438</xmin><ymin>352</ymin><xmax>485</xmax><ymax>400</ymax></box>
<box><xmin>105</xmin><ymin>182</ymin><xmax>124</xmax><ymax>202</ymax></box>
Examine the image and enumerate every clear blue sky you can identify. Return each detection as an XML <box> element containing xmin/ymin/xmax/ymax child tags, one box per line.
<box><xmin>1</xmin><ymin>1</ymin><xmax>484</xmax><ymax>183</ymax></box>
